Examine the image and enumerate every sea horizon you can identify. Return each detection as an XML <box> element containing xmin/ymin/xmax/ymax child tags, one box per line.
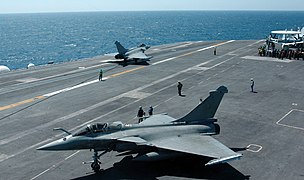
<box><xmin>1</xmin><ymin>10</ymin><xmax>304</xmax><ymax>15</ymax></box>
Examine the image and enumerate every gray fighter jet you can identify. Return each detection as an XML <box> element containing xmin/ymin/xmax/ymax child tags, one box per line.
<box><xmin>37</xmin><ymin>86</ymin><xmax>242</xmax><ymax>172</ymax></box>
<box><xmin>112</xmin><ymin>41</ymin><xmax>152</xmax><ymax>65</ymax></box>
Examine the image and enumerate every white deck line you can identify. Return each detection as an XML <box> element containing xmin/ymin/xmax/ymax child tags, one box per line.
<box><xmin>276</xmin><ymin>109</ymin><xmax>304</xmax><ymax>131</ymax></box>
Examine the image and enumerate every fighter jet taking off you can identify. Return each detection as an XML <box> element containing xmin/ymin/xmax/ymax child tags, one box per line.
<box><xmin>104</xmin><ymin>41</ymin><xmax>152</xmax><ymax>66</ymax></box>
<box><xmin>37</xmin><ymin>86</ymin><xmax>242</xmax><ymax>172</ymax></box>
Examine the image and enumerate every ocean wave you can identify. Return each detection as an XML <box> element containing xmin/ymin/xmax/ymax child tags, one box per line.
<box><xmin>64</xmin><ymin>43</ymin><xmax>77</xmax><ymax>47</ymax></box>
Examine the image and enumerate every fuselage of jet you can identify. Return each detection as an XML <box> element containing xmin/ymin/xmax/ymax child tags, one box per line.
<box><xmin>38</xmin><ymin>121</ymin><xmax>219</xmax><ymax>154</ymax></box>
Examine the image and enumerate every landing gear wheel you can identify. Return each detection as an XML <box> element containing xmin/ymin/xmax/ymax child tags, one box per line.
<box><xmin>91</xmin><ymin>162</ymin><xmax>100</xmax><ymax>172</ymax></box>
<box><xmin>88</xmin><ymin>148</ymin><xmax>112</xmax><ymax>172</ymax></box>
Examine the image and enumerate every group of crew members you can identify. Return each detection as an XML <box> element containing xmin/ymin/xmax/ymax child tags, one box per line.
<box><xmin>137</xmin><ymin>106</ymin><xmax>153</xmax><ymax>123</ymax></box>
<box><xmin>258</xmin><ymin>45</ymin><xmax>304</xmax><ymax>60</ymax></box>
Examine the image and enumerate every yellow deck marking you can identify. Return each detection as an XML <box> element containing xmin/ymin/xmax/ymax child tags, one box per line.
<box><xmin>108</xmin><ymin>66</ymin><xmax>145</xmax><ymax>78</ymax></box>
<box><xmin>214</xmin><ymin>42</ymin><xmax>228</xmax><ymax>47</ymax></box>
<box><xmin>0</xmin><ymin>96</ymin><xmax>44</xmax><ymax>111</ymax></box>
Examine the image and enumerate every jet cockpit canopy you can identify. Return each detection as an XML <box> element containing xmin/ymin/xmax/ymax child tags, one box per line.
<box><xmin>73</xmin><ymin>121</ymin><xmax>123</xmax><ymax>136</ymax></box>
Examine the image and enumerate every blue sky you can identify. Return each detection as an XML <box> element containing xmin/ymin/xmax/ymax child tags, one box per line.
<box><xmin>1</xmin><ymin>0</ymin><xmax>303</xmax><ymax>14</ymax></box>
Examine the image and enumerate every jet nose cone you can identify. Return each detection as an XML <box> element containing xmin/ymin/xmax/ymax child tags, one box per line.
<box><xmin>37</xmin><ymin>136</ymin><xmax>72</xmax><ymax>151</ymax></box>
<box><xmin>36</xmin><ymin>143</ymin><xmax>51</xmax><ymax>150</ymax></box>
<box><xmin>36</xmin><ymin>140</ymin><xmax>62</xmax><ymax>150</ymax></box>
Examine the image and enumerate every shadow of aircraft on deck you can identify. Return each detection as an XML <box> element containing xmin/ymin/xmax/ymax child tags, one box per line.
<box><xmin>106</xmin><ymin>60</ymin><xmax>150</xmax><ymax>67</ymax></box>
<box><xmin>72</xmin><ymin>155</ymin><xmax>250</xmax><ymax>180</ymax></box>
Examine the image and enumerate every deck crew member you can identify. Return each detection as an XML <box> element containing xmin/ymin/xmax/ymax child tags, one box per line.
<box><xmin>99</xmin><ymin>69</ymin><xmax>103</xmax><ymax>81</ymax></box>
<box><xmin>250</xmin><ymin>78</ymin><xmax>255</xmax><ymax>92</ymax></box>
<box><xmin>148</xmin><ymin>106</ymin><xmax>153</xmax><ymax>116</ymax></box>
<box><xmin>137</xmin><ymin>106</ymin><xmax>145</xmax><ymax>123</ymax></box>
<box><xmin>177</xmin><ymin>81</ymin><xmax>183</xmax><ymax>96</ymax></box>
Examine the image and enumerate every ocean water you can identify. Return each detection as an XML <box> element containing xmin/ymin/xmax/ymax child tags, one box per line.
<box><xmin>0</xmin><ymin>11</ymin><xmax>304</xmax><ymax>70</ymax></box>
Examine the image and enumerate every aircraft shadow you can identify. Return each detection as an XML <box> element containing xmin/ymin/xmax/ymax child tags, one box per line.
<box><xmin>230</xmin><ymin>147</ymin><xmax>248</xmax><ymax>152</ymax></box>
<box><xmin>72</xmin><ymin>155</ymin><xmax>250</xmax><ymax>180</ymax></box>
<box><xmin>107</xmin><ymin>61</ymin><xmax>150</xmax><ymax>67</ymax></box>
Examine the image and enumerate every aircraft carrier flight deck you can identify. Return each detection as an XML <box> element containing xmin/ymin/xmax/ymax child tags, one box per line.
<box><xmin>1</xmin><ymin>40</ymin><xmax>304</xmax><ymax>180</ymax></box>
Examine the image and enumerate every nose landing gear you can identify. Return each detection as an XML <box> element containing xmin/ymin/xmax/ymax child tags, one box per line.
<box><xmin>91</xmin><ymin>150</ymin><xmax>101</xmax><ymax>172</ymax></box>
<box><xmin>83</xmin><ymin>149</ymin><xmax>111</xmax><ymax>172</ymax></box>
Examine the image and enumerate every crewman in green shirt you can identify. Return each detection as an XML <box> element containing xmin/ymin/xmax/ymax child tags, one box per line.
<box><xmin>99</xmin><ymin>69</ymin><xmax>103</xmax><ymax>81</ymax></box>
